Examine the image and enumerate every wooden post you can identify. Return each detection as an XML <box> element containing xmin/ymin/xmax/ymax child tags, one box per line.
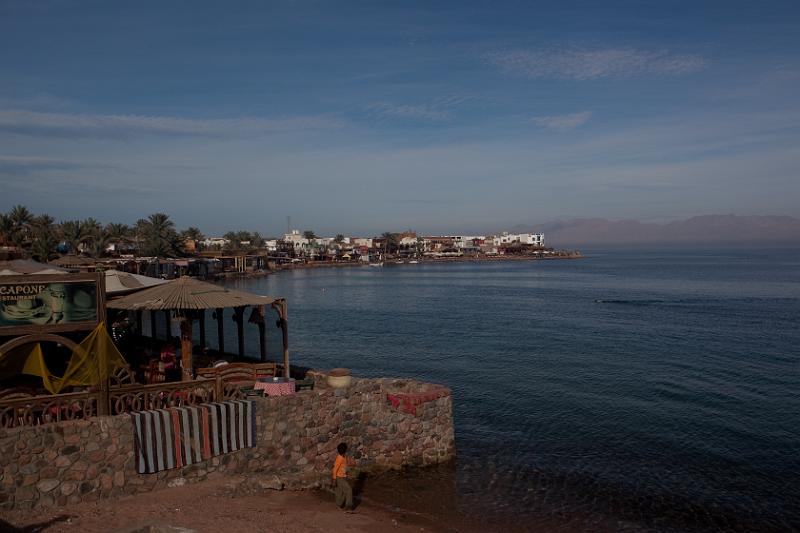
<box><xmin>164</xmin><ymin>310</ymin><xmax>172</xmax><ymax>340</ymax></box>
<box><xmin>180</xmin><ymin>316</ymin><xmax>193</xmax><ymax>381</ymax></box>
<box><xmin>98</xmin><ymin>377</ymin><xmax>110</xmax><ymax>416</ymax></box>
<box><xmin>216</xmin><ymin>308</ymin><xmax>225</xmax><ymax>354</ymax></box>
<box><xmin>272</xmin><ymin>300</ymin><xmax>289</xmax><ymax>378</ymax></box>
<box><xmin>150</xmin><ymin>310</ymin><xmax>157</xmax><ymax>338</ymax></box>
<box><xmin>135</xmin><ymin>310</ymin><xmax>143</xmax><ymax>336</ymax></box>
<box><xmin>257</xmin><ymin>305</ymin><xmax>267</xmax><ymax>362</ymax></box>
<box><xmin>199</xmin><ymin>310</ymin><xmax>206</xmax><ymax>350</ymax></box>
<box><xmin>234</xmin><ymin>306</ymin><xmax>245</xmax><ymax>359</ymax></box>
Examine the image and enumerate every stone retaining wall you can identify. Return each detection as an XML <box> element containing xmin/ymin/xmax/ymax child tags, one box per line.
<box><xmin>0</xmin><ymin>374</ymin><xmax>455</xmax><ymax>510</ymax></box>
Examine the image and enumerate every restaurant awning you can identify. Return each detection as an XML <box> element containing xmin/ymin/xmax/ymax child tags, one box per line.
<box><xmin>107</xmin><ymin>276</ymin><xmax>287</xmax><ymax>381</ymax></box>
<box><xmin>106</xmin><ymin>276</ymin><xmax>275</xmax><ymax>310</ymax></box>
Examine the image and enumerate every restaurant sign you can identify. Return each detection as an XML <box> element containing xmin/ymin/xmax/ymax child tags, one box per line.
<box><xmin>0</xmin><ymin>279</ymin><xmax>98</xmax><ymax>329</ymax></box>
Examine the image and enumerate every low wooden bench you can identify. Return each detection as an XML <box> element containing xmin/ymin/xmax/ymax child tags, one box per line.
<box><xmin>196</xmin><ymin>362</ymin><xmax>278</xmax><ymax>386</ymax></box>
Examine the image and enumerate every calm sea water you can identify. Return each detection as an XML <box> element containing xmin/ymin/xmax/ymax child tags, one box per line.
<box><xmin>222</xmin><ymin>247</ymin><xmax>800</xmax><ymax>532</ymax></box>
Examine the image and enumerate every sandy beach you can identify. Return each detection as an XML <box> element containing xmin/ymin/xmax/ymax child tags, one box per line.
<box><xmin>0</xmin><ymin>474</ymin><xmax>451</xmax><ymax>533</ymax></box>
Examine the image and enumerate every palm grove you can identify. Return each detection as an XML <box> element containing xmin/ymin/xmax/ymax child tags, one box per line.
<box><xmin>0</xmin><ymin>205</ymin><xmax>252</xmax><ymax>261</ymax></box>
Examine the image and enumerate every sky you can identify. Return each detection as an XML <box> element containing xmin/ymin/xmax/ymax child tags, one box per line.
<box><xmin>1</xmin><ymin>0</ymin><xmax>799</xmax><ymax>236</ymax></box>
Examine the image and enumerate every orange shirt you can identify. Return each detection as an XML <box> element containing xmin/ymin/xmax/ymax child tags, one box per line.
<box><xmin>332</xmin><ymin>454</ymin><xmax>347</xmax><ymax>480</ymax></box>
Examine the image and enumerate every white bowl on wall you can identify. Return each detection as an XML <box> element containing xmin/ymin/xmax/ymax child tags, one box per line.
<box><xmin>327</xmin><ymin>368</ymin><xmax>352</xmax><ymax>389</ymax></box>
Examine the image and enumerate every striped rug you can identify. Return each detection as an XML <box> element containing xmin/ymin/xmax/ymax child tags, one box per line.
<box><xmin>131</xmin><ymin>400</ymin><xmax>257</xmax><ymax>474</ymax></box>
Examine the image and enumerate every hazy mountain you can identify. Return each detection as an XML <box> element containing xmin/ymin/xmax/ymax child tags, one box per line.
<box><xmin>512</xmin><ymin>215</ymin><xmax>800</xmax><ymax>246</ymax></box>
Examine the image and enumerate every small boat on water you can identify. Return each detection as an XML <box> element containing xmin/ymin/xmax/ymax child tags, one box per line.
<box><xmin>369</xmin><ymin>262</ymin><xmax>384</xmax><ymax>267</ymax></box>
<box><xmin>395</xmin><ymin>260</ymin><xmax>405</xmax><ymax>264</ymax></box>
<box><xmin>408</xmin><ymin>260</ymin><xmax>419</xmax><ymax>264</ymax></box>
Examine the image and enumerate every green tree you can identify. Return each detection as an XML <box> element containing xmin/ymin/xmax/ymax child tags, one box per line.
<box><xmin>381</xmin><ymin>232</ymin><xmax>398</xmax><ymax>256</ymax></box>
<box><xmin>30</xmin><ymin>215</ymin><xmax>58</xmax><ymax>261</ymax></box>
<box><xmin>136</xmin><ymin>213</ymin><xmax>181</xmax><ymax>257</ymax></box>
<box><xmin>8</xmin><ymin>204</ymin><xmax>34</xmax><ymax>249</ymax></box>
<box><xmin>58</xmin><ymin>220</ymin><xmax>86</xmax><ymax>254</ymax></box>
<box><xmin>180</xmin><ymin>226</ymin><xmax>204</xmax><ymax>241</ymax></box>
<box><xmin>0</xmin><ymin>214</ymin><xmax>12</xmax><ymax>245</ymax></box>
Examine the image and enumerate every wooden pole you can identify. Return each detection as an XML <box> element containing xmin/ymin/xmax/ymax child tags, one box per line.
<box><xmin>216</xmin><ymin>307</ymin><xmax>225</xmax><ymax>355</ymax></box>
<box><xmin>234</xmin><ymin>306</ymin><xmax>245</xmax><ymax>359</ymax></box>
<box><xmin>180</xmin><ymin>317</ymin><xmax>193</xmax><ymax>381</ymax></box>
<box><xmin>199</xmin><ymin>310</ymin><xmax>206</xmax><ymax>350</ymax></box>
<box><xmin>273</xmin><ymin>300</ymin><xmax>289</xmax><ymax>378</ymax></box>
<box><xmin>135</xmin><ymin>310</ymin><xmax>143</xmax><ymax>336</ymax></box>
<box><xmin>150</xmin><ymin>310</ymin><xmax>157</xmax><ymax>338</ymax></box>
<box><xmin>257</xmin><ymin>305</ymin><xmax>267</xmax><ymax>362</ymax></box>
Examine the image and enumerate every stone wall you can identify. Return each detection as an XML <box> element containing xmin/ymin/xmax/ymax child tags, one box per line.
<box><xmin>0</xmin><ymin>375</ymin><xmax>455</xmax><ymax>510</ymax></box>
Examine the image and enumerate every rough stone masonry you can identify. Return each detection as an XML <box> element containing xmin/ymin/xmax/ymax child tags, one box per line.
<box><xmin>0</xmin><ymin>374</ymin><xmax>455</xmax><ymax>510</ymax></box>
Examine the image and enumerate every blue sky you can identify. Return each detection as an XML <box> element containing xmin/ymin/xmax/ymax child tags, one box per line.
<box><xmin>1</xmin><ymin>0</ymin><xmax>798</xmax><ymax>236</ymax></box>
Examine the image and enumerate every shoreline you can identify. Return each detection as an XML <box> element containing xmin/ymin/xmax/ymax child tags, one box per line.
<box><xmin>215</xmin><ymin>250</ymin><xmax>583</xmax><ymax>279</ymax></box>
<box><xmin>0</xmin><ymin>473</ymin><xmax>458</xmax><ymax>533</ymax></box>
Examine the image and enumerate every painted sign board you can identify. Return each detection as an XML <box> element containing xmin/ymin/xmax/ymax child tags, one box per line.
<box><xmin>0</xmin><ymin>273</ymin><xmax>105</xmax><ymax>335</ymax></box>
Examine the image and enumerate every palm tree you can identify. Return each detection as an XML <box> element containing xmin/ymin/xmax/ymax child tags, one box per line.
<box><xmin>0</xmin><ymin>213</ymin><xmax>14</xmax><ymax>245</ymax></box>
<box><xmin>137</xmin><ymin>213</ymin><xmax>180</xmax><ymax>257</ymax></box>
<box><xmin>105</xmin><ymin>222</ymin><xmax>132</xmax><ymax>255</ymax></box>
<box><xmin>30</xmin><ymin>225</ymin><xmax>59</xmax><ymax>262</ymax></box>
<box><xmin>86</xmin><ymin>232</ymin><xmax>111</xmax><ymax>258</ymax></box>
<box><xmin>8</xmin><ymin>205</ymin><xmax>34</xmax><ymax>249</ymax></box>
<box><xmin>58</xmin><ymin>220</ymin><xmax>86</xmax><ymax>255</ymax></box>
<box><xmin>381</xmin><ymin>232</ymin><xmax>398</xmax><ymax>257</ymax></box>
<box><xmin>180</xmin><ymin>226</ymin><xmax>204</xmax><ymax>242</ymax></box>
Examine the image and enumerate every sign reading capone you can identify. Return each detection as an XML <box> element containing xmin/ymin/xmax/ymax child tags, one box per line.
<box><xmin>0</xmin><ymin>279</ymin><xmax>98</xmax><ymax>328</ymax></box>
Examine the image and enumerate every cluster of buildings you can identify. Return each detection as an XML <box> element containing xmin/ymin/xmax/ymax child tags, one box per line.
<box><xmin>198</xmin><ymin>229</ymin><xmax>547</xmax><ymax>263</ymax></box>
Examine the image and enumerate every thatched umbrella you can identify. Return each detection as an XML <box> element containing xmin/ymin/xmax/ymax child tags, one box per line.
<box><xmin>106</xmin><ymin>276</ymin><xmax>288</xmax><ymax>380</ymax></box>
<box><xmin>104</xmin><ymin>270</ymin><xmax>169</xmax><ymax>296</ymax></box>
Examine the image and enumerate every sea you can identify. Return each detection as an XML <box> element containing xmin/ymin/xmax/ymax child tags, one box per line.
<box><xmin>221</xmin><ymin>246</ymin><xmax>800</xmax><ymax>532</ymax></box>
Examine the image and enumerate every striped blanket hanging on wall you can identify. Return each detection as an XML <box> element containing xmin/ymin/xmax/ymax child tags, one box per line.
<box><xmin>131</xmin><ymin>400</ymin><xmax>257</xmax><ymax>474</ymax></box>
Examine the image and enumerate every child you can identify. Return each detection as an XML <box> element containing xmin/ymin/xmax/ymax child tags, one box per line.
<box><xmin>331</xmin><ymin>442</ymin><xmax>354</xmax><ymax>512</ymax></box>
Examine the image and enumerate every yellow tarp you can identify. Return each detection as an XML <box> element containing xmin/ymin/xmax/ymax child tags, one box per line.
<box><xmin>0</xmin><ymin>323</ymin><xmax>128</xmax><ymax>394</ymax></box>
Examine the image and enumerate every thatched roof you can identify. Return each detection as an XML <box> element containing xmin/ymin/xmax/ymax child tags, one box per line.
<box><xmin>106</xmin><ymin>276</ymin><xmax>276</xmax><ymax>310</ymax></box>
<box><xmin>0</xmin><ymin>259</ymin><xmax>71</xmax><ymax>275</ymax></box>
<box><xmin>50</xmin><ymin>255</ymin><xmax>97</xmax><ymax>267</ymax></box>
<box><xmin>104</xmin><ymin>270</ymin><xmax>169</xmax><ymax>296</ymax></box>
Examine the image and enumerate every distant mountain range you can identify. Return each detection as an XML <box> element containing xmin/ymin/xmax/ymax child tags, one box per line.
<box><xmin>513</xmin><ymin>215</ymin><xmax>800</xmax><ymax>246</ymax></box>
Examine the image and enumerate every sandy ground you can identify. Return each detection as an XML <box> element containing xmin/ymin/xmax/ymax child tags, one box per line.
<box><xmin>0</xmin><ymin>474</ymin><xmax>449</xmax><ymax>533</ymax></box>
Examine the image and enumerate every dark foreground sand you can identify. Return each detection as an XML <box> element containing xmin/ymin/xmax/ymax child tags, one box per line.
<box><xmin>0</xmin><ymin>474</ymin><xmax>452</xmax><ymax>533</ymax></box>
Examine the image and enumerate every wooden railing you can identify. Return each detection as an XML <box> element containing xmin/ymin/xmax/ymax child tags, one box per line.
<box><xmin>108</xmin><ymin>379</ymin><xmax>219</xmax><ymax>414</ymax></box>
<box><xmin>1</xmin><ymin>378</ymin><xmax>249</xmax><ymax>429</ymax></box>
<box><xmin>0</xmin><ymin>390</ymin><xmax>100</xmax><ymax>429</ymax></box>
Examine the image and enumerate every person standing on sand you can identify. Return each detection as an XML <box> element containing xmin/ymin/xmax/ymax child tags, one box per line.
<box><xmin>331</xmin><ymin>442</ymin><xmax>355</xmax><ymax>512</ymax></box>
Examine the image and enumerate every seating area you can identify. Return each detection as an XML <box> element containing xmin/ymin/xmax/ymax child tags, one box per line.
<box><xmin>196</xmin><ymin>362</ymin><xmax>278</xmax><ymax>385</ymax></box>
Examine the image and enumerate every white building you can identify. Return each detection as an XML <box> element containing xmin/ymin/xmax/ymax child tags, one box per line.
<box><xmin>282</xmin><ymin>230</ymin><xmax>308</xmax><ymax>250</ymax></box>
<box><xmin>202</xmin><ymin>237</ymin><xmax>230</xmax><ymax>248</ymax></box>
<box><xmin>492</xmin><ymin>232</ymin><xmax>545</xmax><ymax>247</ymax></box>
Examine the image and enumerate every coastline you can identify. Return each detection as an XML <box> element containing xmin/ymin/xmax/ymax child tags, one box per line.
<box><xmin>0</xmin><ymin>473</ymin><xmax>457</xmax><ymax>533</ymax></box>
<box><xmin>215</xmin><ymin>250</ymin><xmax>583</xmax><ymax>279</ymax></box>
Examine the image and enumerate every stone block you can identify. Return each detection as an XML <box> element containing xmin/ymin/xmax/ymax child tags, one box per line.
<box><xmin>60</xmin><ymin>481</ymin><xmax>77</xmax><ymax>496</ymax></box>
<box><xmin>36</xmin><ymin>479</ymin><xmax>60</xmax><ymax>493</ymax></box>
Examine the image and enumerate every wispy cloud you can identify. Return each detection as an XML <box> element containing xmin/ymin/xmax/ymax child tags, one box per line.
<box><xmin>484</xmin><ymin>47</ymin><xmax>706</xmax><ymax>80</ymax></box>
<box><xmin>365</xmin><ymin>103</ymin><xmax>452</xmax><ymax>122</ymax></box>
<box><xmin>363</xmin><ymin>94</ymin><xmax>477</xmax><ymax>123</ymax></box>
<box><xmin>0</xmin><ymin>109</ymin><xmax>346</xmax><ymax>139</ymax></box>
<box><xmin>532</xmin><ymin>111</ymin><xmax>592</xmax><ymax>131</ymax></box>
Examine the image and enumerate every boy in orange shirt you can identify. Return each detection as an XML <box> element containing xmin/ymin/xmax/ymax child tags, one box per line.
<box><xmin>331</xmin><ymin>442</ymin><xmax>354</xmax><ymax>512</ymax></box>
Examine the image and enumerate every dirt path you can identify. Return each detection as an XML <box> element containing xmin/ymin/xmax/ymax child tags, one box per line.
<box><xmin>0</xmin><ymin>474</ymin><xmax>447</xmax><ymax>533</ymax></box>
